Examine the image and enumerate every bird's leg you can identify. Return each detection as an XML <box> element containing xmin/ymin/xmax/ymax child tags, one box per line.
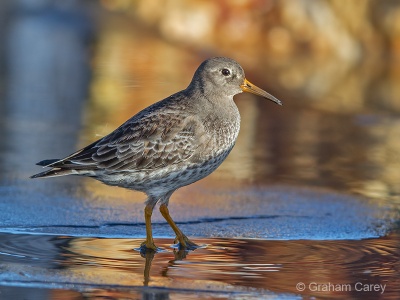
<box><xmin>140</xmin><ymin>203</ymin><xmax>158</xmax><ymax>251</ymax></box>
<box><xmin>159</xmin><ymin>203</ymin><xmax>198</xmax><ymax>250</ymax></box>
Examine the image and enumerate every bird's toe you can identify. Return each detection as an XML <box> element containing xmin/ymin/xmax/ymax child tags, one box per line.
<box><xmin>173</xmin><ymin>235</ymin><xmax>199</xmax><ymax>250</ymax></box>
<box><xmin>140</xmin><ymin>240</ymin><xmax>159</xmax><ymax>252</ymax></box>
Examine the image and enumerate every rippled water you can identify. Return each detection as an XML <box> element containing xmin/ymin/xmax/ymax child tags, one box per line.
<box><xmin>0</xmin><ymin>232</ymin><xmax>399</xmax><ymax>299</ymax></box>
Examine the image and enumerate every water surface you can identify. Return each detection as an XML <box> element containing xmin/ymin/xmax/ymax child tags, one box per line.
<box><xmin>0</xmin><ymin>233</ymin><xmax>399</xmax><ymax>299</ymax></box>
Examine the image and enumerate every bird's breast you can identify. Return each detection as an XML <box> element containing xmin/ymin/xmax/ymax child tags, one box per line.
<box><xmin>202</xmin><ymin>104</ymin><xmax>241</xmax><ymax>156</ymax></box>
<box><xmin>212</xmin><ymin>120</ymin><xmax>240</xmax><ymax>149</ymax></box>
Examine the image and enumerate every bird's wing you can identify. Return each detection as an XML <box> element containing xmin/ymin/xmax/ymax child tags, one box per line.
<box><xmin>47</xmin><ymin>111</ymin><xmax>207</xmax><ymax>172</ymax></box>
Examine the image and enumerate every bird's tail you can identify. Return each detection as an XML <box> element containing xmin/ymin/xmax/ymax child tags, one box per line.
<box><xmin>36</xmin><ymin>159</ymin><xmax>59</xmax><ymax>167</ymax></box>
<box><xmin>30</xmin><ymin>159</ymin><xmax>76</xmax><ymax>179</ymax></box>
<box><xmin>30</xmin><ymin>168</ymin><xmax>76</xmax><ymax>179</ymax></box>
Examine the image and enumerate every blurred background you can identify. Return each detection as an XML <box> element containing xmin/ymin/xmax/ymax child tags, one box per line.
<box><xmin>0</xmin><ymin>1</ymin><xmax>399</xmax><ymax>298</ymax></box>
<box><xmin>0</xmin><ymin>0</ymin><xmax>399</xmax><ymax>203</ymax></box>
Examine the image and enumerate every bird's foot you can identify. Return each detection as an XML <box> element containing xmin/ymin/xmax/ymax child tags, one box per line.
<box><xmin>139</xmin><ymin>240</ymin><xmax>159</xmax><ymax>253</ymax></box>
<box><xmin>173</xmin><ymin>235</ymin><xmax>199</xmax><ymax>250</ymax></box>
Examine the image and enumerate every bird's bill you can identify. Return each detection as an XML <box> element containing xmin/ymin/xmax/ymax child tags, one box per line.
<box><xmin>241</xmin><ymin>78</ymin><xmax>282</xmax><ymax>105</ymax></box>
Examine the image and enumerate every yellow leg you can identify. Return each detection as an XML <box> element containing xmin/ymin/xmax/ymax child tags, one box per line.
<box><xmin>159</xmin><ymin>203</ymin><xmax>198</xmax><ymax>249</ymax></box>
<box><xmin>140</xmin><ymin>203</ymin><xmax>158</xmax><ymax>251</ymax></box>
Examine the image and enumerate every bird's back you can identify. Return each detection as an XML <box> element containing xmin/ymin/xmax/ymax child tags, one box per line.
<box><xmin>31</xmin><ymin>89</ymin><xmax>240</xmax><ymax>195</ymax></box>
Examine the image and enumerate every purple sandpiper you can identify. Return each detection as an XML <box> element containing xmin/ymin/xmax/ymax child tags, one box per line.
<box><xmin>31</xmin><ymin>57</ymin><xmax>282</xmax><ymax>251</ymax></box>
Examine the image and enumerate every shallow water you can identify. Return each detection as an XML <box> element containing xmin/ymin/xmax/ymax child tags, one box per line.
<box><xmin>0</xmin><ymin>2</ymin><xmax>399</xmax><ymax>299</ymax></box>
<box><xmin>0</xmin><ymin>233</ymin><xmax>399</xmax><ymax>299</ymax></box>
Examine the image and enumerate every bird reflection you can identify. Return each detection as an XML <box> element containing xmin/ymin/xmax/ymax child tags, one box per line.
<box><xmin>56</xmin><ymin>236</ymin><xmax>203</xmax><ymax>292</ymax></box>
<box><xmin>140</xmin><ymin>244</ymin><xmax>196</xmax><ymax>286</ymax></box>
<box><xmin>141</xmin><ymin>249</ymin><xmax>155</xmax><ymax>286</ymax></box>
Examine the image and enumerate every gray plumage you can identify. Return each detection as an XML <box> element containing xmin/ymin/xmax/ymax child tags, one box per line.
<box><xmin>31</xmin><ymin>57</ymin><xmax>281</xmax><ymax>250</ymax></box>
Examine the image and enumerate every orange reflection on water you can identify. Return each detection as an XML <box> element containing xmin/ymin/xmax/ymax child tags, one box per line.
<box><xmin>54</xmin><ymin>234</ymin><xmax>400</xmax><ymax>298</ymax></box>
<box><xmin>0</xmin><ymin>232</ymin><xmax>398</xmax><ymax>298</ymax></box>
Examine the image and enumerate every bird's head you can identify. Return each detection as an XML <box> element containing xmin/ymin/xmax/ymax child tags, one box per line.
<box><xmin>190</xmin><ymin>57</ymin><xmax>282</xmax><ymax>105</ymax></box>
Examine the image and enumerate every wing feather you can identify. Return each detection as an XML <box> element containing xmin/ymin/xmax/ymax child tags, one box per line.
<box><xmin>50</xmin><ymin>112</ymin><xmax>207</xmax><ymax>173</ymax></box>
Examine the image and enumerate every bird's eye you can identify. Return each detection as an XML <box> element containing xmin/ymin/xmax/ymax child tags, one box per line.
<box><xmin>221</xmin><ymin>68</ymin><xmax>231</xmax><ymax>76</ymax></box>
